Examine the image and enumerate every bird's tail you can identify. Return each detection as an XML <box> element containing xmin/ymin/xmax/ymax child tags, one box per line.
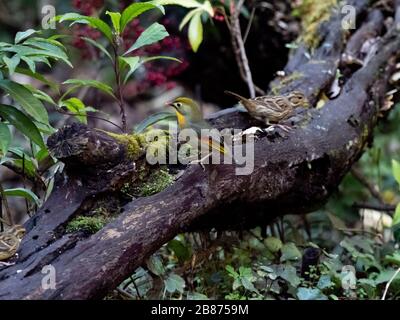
<box><xmin>224</xmin><ymin>90</ymin><xmax>247</xmax><ymax>101</ymax></box>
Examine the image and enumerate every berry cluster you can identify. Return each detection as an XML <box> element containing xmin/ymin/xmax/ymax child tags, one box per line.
<box><xmin>71</xmin><ymin>25</ymin><xmax>101</xmax><ymax>59</ymax></box>
<box><xmin>122</xmin><ymin>18</ymin><xmax>189</xmax><ymax>95</ymax></box>
<box><xmin>72</xmin><ymin>0</ymin><xmax>103</xmax><ymax>15</ymax></box>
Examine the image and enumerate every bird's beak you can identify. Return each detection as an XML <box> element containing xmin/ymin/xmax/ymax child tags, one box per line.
<box><xmin>165</xmin><ymin>101</ymin><xmax>175</xmax><ymax>108</ymax></box>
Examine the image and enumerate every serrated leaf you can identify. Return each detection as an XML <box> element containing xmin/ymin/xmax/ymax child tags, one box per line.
<box><xmin>15</xmin><ymin>29</ymin><xmax>38</xmax><ymax>44</ymax></box>
<box><xmin>297</xmin><ymin>287</ymin><xmax>328</xmax><ymax>300</ymax></box>
<box><xmin>188</xmin><ymin>11</ymin><xmax>203</xmax><ymax>52</ymax></box>
<box><xmin>3</xmin><ymin>55</ymin><xmax>20</xmax><ymax>75</ymax></box>
<box><xmin>0</xmin><ymin>122</ymin><xmax>11</xmax><ymax>156</ymax></box>
<box><xmin>4</xmin><ymin>187</ymin><xmax>40</xmax><ymax>206</ymax></box>
<box><xmin>81</xmin><ymin>37</ymin><xmax>112</xmax><ymax>61</ymax></box>
<box><xmin>164</xmin><ymin>274</ymin><xmax>185</xmax><ymax>293</ymax></box>
<box><xmin>124</xmin><ymin>22</ymin><xmax>169</xmax><ymax>55</ymax></box>
<box><xmin>225</xmin><ymin>265</ymin><xmax>239</xmax><ymax>278</ymax></box>
<box><xmin>106</xmin><ymin>11</ymin><xmax>121</xmax><ymax>34</ymax></box>
<box><xmin>0</xmin><ymin>104</ymin><xmax>45</xmax><ymax>147</ymax></box>
<box><xmin>0</xmin><ymin>79</ymin><xmax>49</xmax><ymax>125</ymax></box>
<box><xmin>120</xmin><ymin>2</ymin><xmax>162</xmax><ymax>32</ymax></box>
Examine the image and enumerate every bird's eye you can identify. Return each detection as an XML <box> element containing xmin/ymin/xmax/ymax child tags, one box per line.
<box><xmin>176</xmin><ymin>102</ymin><xmax>182</xmax><ymax>108</ymax></box>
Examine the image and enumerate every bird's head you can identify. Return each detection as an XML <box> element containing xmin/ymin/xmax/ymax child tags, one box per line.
<box><xmin>167</xmin><ymin>97</ymin><xmax>203</xmax><ymax>127</ymax></box>
<box><xmin>287</xmin><ymin>91</ymin><xmax>310</xmax><ymax>107</ymax></box>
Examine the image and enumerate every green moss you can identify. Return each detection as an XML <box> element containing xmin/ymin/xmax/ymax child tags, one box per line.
<box><xmin>134</xmin><ymin>169</ymin><xmax>174</xmax><ymax>196</ymax></box>
<box><xmin>66</xmin><ymin>216</ymin><xmax>107</xmax><ymax>234</ymax></box>
<box><xmin>293</xmin><ymin>0</ymin><xmax>338</xmax><ymax>48</ymax></box>
<box><xmin>105</xmin><ymin>132</ymin><xmax>147</xmax><ymax>160</ymax></box>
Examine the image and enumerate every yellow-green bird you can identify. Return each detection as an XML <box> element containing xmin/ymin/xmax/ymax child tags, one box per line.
<box><xmin>167</xmin><ymin>97</ymin><xmax>228</xmax><ymax>166</ymax></box>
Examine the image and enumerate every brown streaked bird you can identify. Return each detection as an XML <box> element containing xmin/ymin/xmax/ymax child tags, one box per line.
<box><xmin>0</xmin><ymin>224</ymin><xmax>25</xmax><ymax>265</ymax></box>
<box><xmin>225</xmin><ymin>90</ymin><xmax>309</xmax><ymax>130</ymax></box>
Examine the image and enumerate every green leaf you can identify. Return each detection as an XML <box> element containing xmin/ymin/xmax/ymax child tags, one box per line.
<box><xmin>3</xmin><ymin>55</ymin><xmax>20</xmax><ymax>75</ymax></box>
<box><xmin>62</xmin><ymin>79</ymin><xmax>115</xmax><ymax>99</ymax></box>
<box><xmin>188</xmin><ymin>11</ymin><xmax>203</xmax><ymax>52</ymax></box>
<box><xmin>134</xmin><ymin>111</ymin><xmax>177</xmax><ymax>133</ymax></box>
<box><xmin>264</xmin><ymin>236</ymin><xmax>283</xmax><ymax>253</ymax></box>
<box><xmin>392</xmin><ymin>159</ymin><xmax>400</xmax><ymax>188</ymax></box>
<box><xmin>4</xmin><ymin>188</ymin><xmax>40</xmax><ymax>206</ymax></box>
<box><xmin>0</xmin><ymin>104</ymin><xmax>45</xmax><ymax>147</ymax></box>
<box><xmin>2</xmin><ymin>44</ymin><xmax>72</xmax><ymax>68</ymax></box>
<box><xmin>20</xmin><ymin>56</ymin><xmax>36</xmax><ymax>73</ymax></box>
<box><xmin>15</xmin><ymin>67</ymin><xmax>59</xmax><ymax>93</ymax></box>
<box><xmin>0</xmin><ymin>79</ymin><xmax>49</xmax><ymax>125</ymax></box>
<box><xmin>15</xmin><ymin>29</ymin><xmax>38</xmax><ymax>44</ymax></box>
<box><xmin>59</xmin><ymin>13</ymin><xmax>113</xmax><ymax>43</ymax></box>
<box><xmin>141</xmin><ymin>55</ymin><xmax>182</xmax><ymax>64</ymax></box>
<box><xmin>393</xmin><ymin>203</ymin><xmax>400</xmax><ymax>226</ymax></box>
<box><xmin>167</xmin><ymin>239</ymin><xmax>191</xmax><ymax>262</ymax></box>
<box><xmin>179</xmin><ymin>8</ymin><xmax>201</xmax><ymax>30</ymax></box>
<box><xmin>106</xmin><ymin>11</ymin><xmax>121</xmax><ymax>34</ymax></box>
<box><xmin>60</xmin><ymin>97</ymin><xmax>87</xmax><ymax>124</ymax></box>
<box><xmin>297</xmin><ymin>287</ymin><xmax>328</xmax><ymax>300</ymax></box>
<box><xmin>225</xmin><ymin>265</ymin><xmax>239</xmax><ymax>278</ymax></box>
<box><xmin>23</xmin><ymin>38</ymin><xmax>71</xmax><ymax>67</ymax></box>
<box><xmin>0</xmin><ymin>122</ymin><xmax>11</xmax><ymax>156</ymax></box>
<box><xmin>280</xmin><ymin>242</ymin><xmax>302</xmax><ymax>262</ymax></box>
<box><xmin>124</xmin><ymin>22</ymin><xmax>169</xmax><ymax>55</ymax></box>
<box><xmin>81</xmin><ymin>37</ymin><xmax>112</xmax><ymax>61</ymax></box>
<box><xmin>120</xmin><ymin>2</ymin><xmax>161</xmax><ymax>32</ymax></box>
<box><xmin>146</xmin><ymin>255</ymin><xmax>165</xmax><ymax>276</ymax></box>
<box><xmin>119</xmin><ymin>56</ymin><xmax>140</xmax><ymax>83</ymax></box>
<box><xmin>277</xmin><ymin>265</ymin><xmax>301</xmax><ymax>287</ymax></box>
<box><xmin>164</xmin><ymin>274</ymin><xmax>185</xmax><ymax>294</ymax></box>
<box><xmin>152</xmin><ymin>0</ymin><xmax>201</xmax><ymax>8</ymax></box>
<box><xmin>317</xmin><ymin>275</ymin><xmax>333</xmax><ymax>290</ymax></box>
<box><xmin>374</xmin><ymin>269</ymin><xmax>400</xmax><ymax>284</ymax></box>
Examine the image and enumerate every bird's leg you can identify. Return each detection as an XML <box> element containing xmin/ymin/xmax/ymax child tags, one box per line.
<box><xmin>266</xmin><ymin>121</ymin><xmax>293</xmax><ymax>133</ymax></box>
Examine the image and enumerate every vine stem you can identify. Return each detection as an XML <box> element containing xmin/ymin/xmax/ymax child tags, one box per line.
<box><xmin>112</xmin><ymin>44</ymin><xmax>127</xmax><ymax>132</ymax></box>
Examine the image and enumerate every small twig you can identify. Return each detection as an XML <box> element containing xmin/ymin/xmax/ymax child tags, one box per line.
<box><xmin>352</xmin><ymin>202</ymin><xmax>396</xmax><ymax>212</ymax></box>
<box><xmin>112</xmin><ymin>45</ymin><xmax>127</xmax><ymax>132</ymax></box>
<box><xmin>229</xmin><ymin>0</ymin><xmax>256</xmax><ymax>98</ymax></box>
<box><xmin>382</xmin><ymin>267</ymin><xmax>400</xmax><ymax>300</ymax></box>
<box><xmin>243</xmin><ymin>6</ymin><xmax>256</xmax><ymax>44</ymax></box>
<box><xmin>0</xmin><ymin>183</ymin><xmax>12</xmax><ymax>225</ymax></box>
<box><xmin>56</xmin><ymin>109</ymin><xmax>124</xmax><ymax>132</ymax></box>
<box><xmin>336</xmin><ymin>227</ymin><xmax>383</xmax><ymax>239</ymax></box>
<box><xmin>351</xmin><ymin>167</ymin><xmax>385</xmax><ymax>203</ymax></box>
